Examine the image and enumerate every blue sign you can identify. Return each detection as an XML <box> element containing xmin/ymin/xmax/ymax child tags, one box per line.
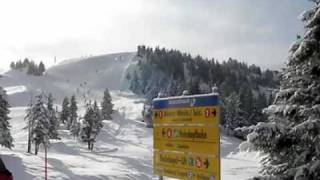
<box><xmin>153</xmin><ymin>94</ymin><xmax>219</xmax><ymax>109</ymax></box>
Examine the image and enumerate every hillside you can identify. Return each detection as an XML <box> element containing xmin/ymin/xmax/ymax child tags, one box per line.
<box><xmin>129</xmin><ymin>46</ymin><xmax>280</xmax><ymax>137</ymax></box>
<box><xmin>0</xmin><ymin>52</ymin><xmax>135</xmax><ymax>106</ymax></box>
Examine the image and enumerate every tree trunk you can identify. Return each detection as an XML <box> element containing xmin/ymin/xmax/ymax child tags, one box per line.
<box><xmin>27</xmin><ymin>122</ymin><xmax>32</xmax><ymax>153</ymax></box>
<box><xmin>90</xmin><ymin>142</ymin><xmax>94</xmax><ymax>151</ymax></box>
<box><xmin>27</xmin><ymin>135</ymin><xmax>31</xmax><ymax>153</ymax></box>
<box><xmin>88</xmin><ymin>141</ymin><xmax>90</xmax><ymax>150</ymax></box>
<box><xmin>35</xmin><ymin>143</ymin><xmax>38</xmax><ymax>155</ymax></box>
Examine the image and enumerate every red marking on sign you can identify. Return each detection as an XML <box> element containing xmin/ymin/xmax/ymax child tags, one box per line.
<box><xmin>195</xmin><ymin>157</ymin><xmax>202</xmax><ymax>168</ymax></box>
<box><xmin>159</xmin><ymin>111</ymin><xmax>163</xmax><ymax>119</ymax></box>
<box><xmin>205</xmin><ymin>108</ymin><xmax>210</xmax><ymax>118</ymax></box>
<box><xmin>167</xmin><ymin>128</ymin><xmax>173</xmax><ymax>138</ymax></box>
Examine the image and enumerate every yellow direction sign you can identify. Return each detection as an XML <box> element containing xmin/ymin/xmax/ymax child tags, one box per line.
<box><xmin>153</xmin><ymin>94</ymin><xmax>220</xmax><ymax>180</ymax></box>
<box><xmin>154</xmin><ymin>165</ymin><xmax>218</xmax><ymax>180</ymax></box>
<box><xmin>154</xmin><ymin>126</ymin><xmax>219</xmax><ymax>143</ymax></box>
<box><xmin>153</xmin><ymin>106</ymin><xmax>220</xmax><ymax>125</ymax></box>
<box><xmin>154</xmin><ymin>140</ymin><xmax>219</xmax><ymax>155</ymax></box>
<box><xmin>154</xmin><ymin>150</ymin><xmax>219</xmax><ymax>173</ymax></box>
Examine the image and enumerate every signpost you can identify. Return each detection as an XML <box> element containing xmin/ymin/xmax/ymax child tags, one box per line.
<box><xmin>153</xmin><ymin>92</ymin><xmax>220</xmax><ymax>180</ymax></box>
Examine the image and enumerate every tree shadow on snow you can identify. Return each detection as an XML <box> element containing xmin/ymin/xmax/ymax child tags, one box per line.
<box><xmin>48</xmin><ymin>157</ymin><xmax>109</xmax><ymax>180</ymax></box>
<box><xmin>50</xmin><ymin>141</ymin><xmax>81</xmax><ymax>156</ymax></box>
<box><xmin>1</xmin><ymin>154</ymin><xmax>34</xmax><ymax>180</ymax></box>
<box><xmin>96</xmin><ymin>154</ymin><xmax>152</xmax><ymax>180</ymax></box>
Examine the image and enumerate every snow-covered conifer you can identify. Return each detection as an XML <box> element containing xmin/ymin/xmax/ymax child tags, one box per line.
<box><xmin>250</xmin><ymin>3</ymin><xmax>320</xmax><ymax>179</ymax></box>
<box><xmin>38</xmin><ymin>61</ymin><xmax>46</xmax><ymax>75</ymax></box>
<box><xmin>80</xmin><ymin>104</ymin><xmax>94</xmax><ymax>150</ymax></box>
<box><xmin>68</xmin><ymin>95</ymin><xmax>78</xmax><ymax>129</ymax></box>
<box><xmin>223</xmin><ymin>93</ymin><xmax>248</xmax><ymax>134</ymax></box>
<box><xmin>80</xmin><ymin>101</ymin><xmax>103</xmax><ymax>150</ymax></box>
<box><xmin>69</xmin><ymin>95</ymin><xmax>80</xmax><ymax>138</ymax></box>
<box><xmin>60</xmin><ymin>97</ymin><xmax>70</xmax><ymax>124</ymax></box>
<box><xmin>0</xmin><ymin>87</ymin><xmax>13</xmax><ymax>148</ymax></box>
<box><xmin>101</xmin><ymin>88</ymin><xmax>113</xmax><ymax>120</ymax></box>
<box><xmin>25</xmin><ymin>94</ymin><xmax>51</xmax><ymax>155</ymax></box>
<box><xmin>93</xmin><ymin>101</ymin><xmax>103</xmax><ymax>134</ymax></box>
<box><xmin>47</xmin><ymin>93</ymin><xmax>59</xmax><ymax>139</ymax></box>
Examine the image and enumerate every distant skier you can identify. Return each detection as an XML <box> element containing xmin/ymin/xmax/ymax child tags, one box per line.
<box><xmin>0</xmin><ymin>158</ymin><xmax>13</xmax><ymax>180</ymax></box>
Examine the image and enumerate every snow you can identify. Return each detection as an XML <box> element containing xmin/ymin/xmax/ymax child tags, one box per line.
<box><xmin>0</xmin><ymin>68</ymin><xmax>6</xmax><ymax>74</ymax></box>
<box><xmin>0</xmin><ymin>52</ymin><xmax>262</xmax><ymax>179</ymax></box>
<box><xmin>299</xmin><ymin>7</ymin><xmax>316</xmax><ymax>21</ymax></box>
<box><xmin>4</xmin><ymin>86</ymin><xmax>27</xmax><ymax>95</ymax></box>
<box><xmin>1</xmin><ymin>93</ymin><xmax>154</xmax><ymax>180</ymax></box>
<box><xmin>0</xmin><ymin>52</ymin><xmax>135</xmax><ymax>106</ymax></box>
<box><xmin>0</xmin><ymin>99</ymin><xmax>261</xmax><ymax>180</ymax></box>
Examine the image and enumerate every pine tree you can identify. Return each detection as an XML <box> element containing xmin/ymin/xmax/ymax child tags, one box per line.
<box><xmin>15</xmin><ymin>60</ymin><xmax>23</xmax><ymax>69</ymax></box>
<box><xmin>101</xmin><ymin>89</ymin><xmax>113</xmax><ymax>120</ymax></box>
<box><xmin>27</xmin><ymin>61</ymin><xmax>37</xmax><ymax>75</ymax></box>
<box><xmin>47</xmin><ymin>93</ymin><xmax>59</xmax><ymax>139</ymax></box>
<box><xmin>80</xmin><ymin>104</ymin><xmax>94</xmax><ymax>150</ymax></box>
<box><xmin>0</xmin><ymin>87</ymin><xmax>13</xmax><ymax>148</ymax></box>
<box><xmin>38</xmin><ymin>61</ymin><xmax>46</xmax><ymax>75</ymax></box>
<box><xmin>69</xmin><ymin>95</ymin><xmax>78</xmax><ymax>131</ymax></box>
<box><xmin>25</xmin><ymin>98</ymin><xmax>34</xmax><ymax>153</ymax></box>
<box><xmin>249</xmin><ymin>3</ymin><xmax>320</xmax><ymax>179</ymax></box>
<box><xmin>10</xmin><ymin>62</ymin><xmax>15</xmax><ymax>70</ymax></box>
<box><xmin>130</xmin><ymin>71</ymin><xmax>140</xmax><ymax>93</ymax></box>
<box><xmin>23</xmin><ymin>58</ymin><xmax>30</xmax><ymax>67</ymax></box>
<box><xmin>25</xmin><ymin>95</ymin><xmax>50</xmax><ymax>155</ymax></box>
<box><xmin>223</xmin><ymin>93</ymin><xmax>248</xmax><ymax>133</ymax></box>
<box><xmin>239</xmin><ymin>85</ymin><xmax>254</xmax><ymax>117</ymax></box>
<box><xmin>188</xmin><ymin>78</ymin><xmax>200</xmax><ymax>95</ymax></box>
<box><xmin>60</xmin><ymin>97</ymin><xmax>70</xmax><ymax>124</ymax></box>
<box><xmin>89</xmin><ymin>101</ymin><xmax>103</xmax><ymax>150</ymax></box>
<box><xmin>80</xmin><ymin>101</ymin><xmax>103</xmax><ymax>150</ymax></box>
<box><xmin>93</xmin><ymin>101</ymin><xmax>103</xmax><ymax>133</ymax></box>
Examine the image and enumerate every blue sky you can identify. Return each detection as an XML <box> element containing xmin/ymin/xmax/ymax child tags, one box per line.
<box><xmin>0</xmin><ymin>0</ymin><xmax>313</xmax><ymax>70</ymax></box>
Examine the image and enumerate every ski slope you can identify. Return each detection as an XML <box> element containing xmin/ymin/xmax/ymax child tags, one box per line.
<box><xmin>1</xmin><ymin>91</ymin><xmax>155</xmax><ymax>180</ymax></box>
<box><xmin>0</xmin><ymin>52</ymin><xmax>261</xmax><ymax>179</ymax></box>
<box><xmin>0</xmin><ymin>92</ymin><xmax>261</xmax><ymax>180</ymax></box>
<box><xmin>0</xmin><ymin>52</ymin><xmax>136</xmax><ymax>106</ymax></box>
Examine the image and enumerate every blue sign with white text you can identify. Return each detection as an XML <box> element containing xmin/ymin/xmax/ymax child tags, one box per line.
<box><xmin>153</xmin><ymin>95</ymin><xmax>219</xmax><ymax>109</ymax></box>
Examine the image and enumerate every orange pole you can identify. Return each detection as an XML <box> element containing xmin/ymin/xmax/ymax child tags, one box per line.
<box><xmin>45</xmin><ymin>145</ymin><xmax>48</xmax><ymax>180</ymax></box>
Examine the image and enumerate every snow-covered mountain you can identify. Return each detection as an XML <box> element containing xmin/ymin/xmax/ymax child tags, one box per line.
<box><xmin>0</xmin><ymin>52</ymin><xmax>136</xmax><ymax>106</ymax></box>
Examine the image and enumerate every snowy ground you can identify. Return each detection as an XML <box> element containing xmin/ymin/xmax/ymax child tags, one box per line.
<box><xmin>0</xmin><ymin>53</ymin><xmax>261</xmax><ymax>179</ymax></box>
<box><xmin>1</xmin><ymin>91</ymin><xmax>152</xmax><ymax>180</ymax></box>
<box><xmin>0</xmin><ymin>90</ymin><xmax>261</xmax><ymax>180</ymax></box>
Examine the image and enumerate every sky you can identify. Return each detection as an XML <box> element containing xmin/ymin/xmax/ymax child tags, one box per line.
<box><xmin>0</xmin><ymin>0</ymin><xmax>313</xmax><ymax>71</ymax></box>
